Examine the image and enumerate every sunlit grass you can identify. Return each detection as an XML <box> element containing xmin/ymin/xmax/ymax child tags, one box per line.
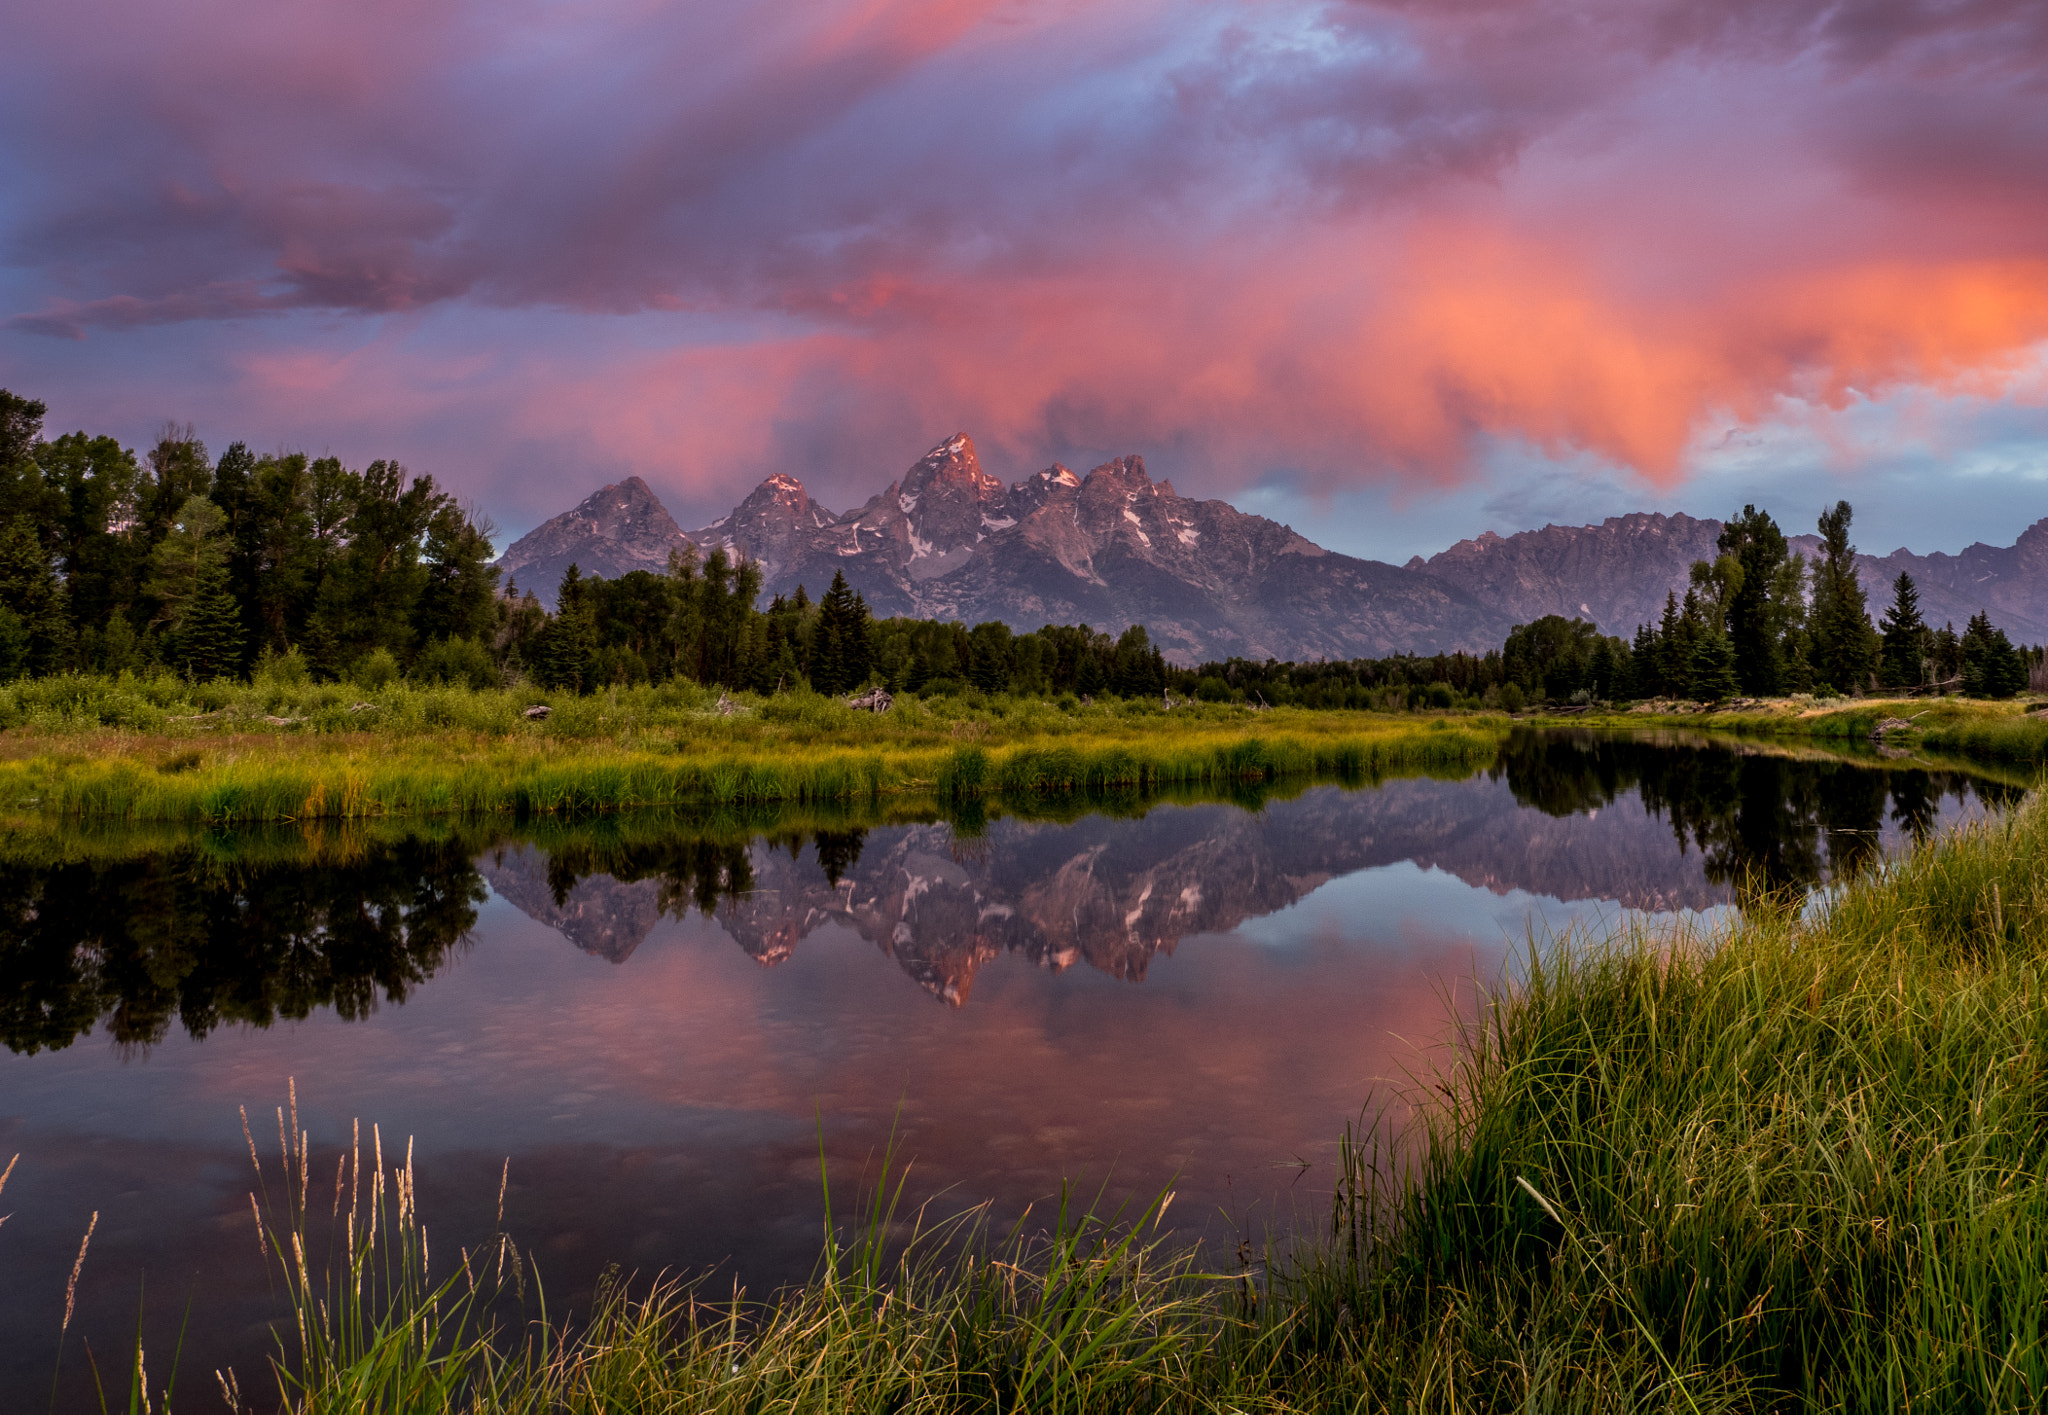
<box><xmin>0</xmin><ymin>673</ymin><xmax>1504</xmax><ymax>822</ymax></box>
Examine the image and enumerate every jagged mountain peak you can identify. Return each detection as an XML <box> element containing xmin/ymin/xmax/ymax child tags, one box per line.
<box><xmin>902</xmin><ymin>432</ymin><xmax>1002</xmax><ymax>499</ymax></box>
<box><xmin>495</xmin><ymin>474</ymin><xmax>693</xmax><ymax>605</ymax></box>
<box><xmin>1017</xmin><ymin>463</ymin><xmax>1082</xmax><ymax>491</ymax></box>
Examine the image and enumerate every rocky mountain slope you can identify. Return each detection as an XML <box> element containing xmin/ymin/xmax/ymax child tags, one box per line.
<box><xmin>1422</xmin><ymin>512</ymin><xmax>2048</xmax><ymax>642</ymax></box>
<box><xmin>496</xmin><ymin>443</ymin><xmax>2048</xmax><ymax>655</ymax></box>
<box><xmin>494</xmin><ymin>476</ymin><xmax>693</xmax><ymax>600</ymax></box>
<box><xmin>502</xmin><ymin>435</ymin><xmax>1510</xmax><ymax>660</ymax></box>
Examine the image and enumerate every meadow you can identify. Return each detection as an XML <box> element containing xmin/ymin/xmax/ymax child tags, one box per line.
<box><xmin>31</xmin><ymin>751</ymin><xmax>2044</xmax><ymax>1412</ymax></box>
<box><xmin>0</xmin><ymin>671</ymin><xmax>1502</xmax><ymax>823</ymax></box>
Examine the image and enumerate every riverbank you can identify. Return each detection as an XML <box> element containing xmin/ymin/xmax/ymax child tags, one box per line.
<box><xmin>0</xmin><ymin>674</ymin><xmax>1502</xmax><ymax>822</ymax></box>
<box><xmin>1569</xmin><ymin>692</ymin><xmax>2048</xmax><ymax>765</ymax></box>
<box><xmin>102</xmin><ymin>759</ymin><xmax>2043</xmax><ymax>1410</ymax></box>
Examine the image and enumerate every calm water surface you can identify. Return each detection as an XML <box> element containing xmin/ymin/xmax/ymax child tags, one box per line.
<box><xmin>0</xmin><ymin>730</ymin><xmax>2020</xmax><ymax>1405</ymax></box>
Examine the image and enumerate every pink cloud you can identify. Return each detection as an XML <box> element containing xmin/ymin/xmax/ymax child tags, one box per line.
<box><xmin>4</xmin><ymin>0</ymin><xmax>2046</xmax><ymax>501</ymax></box>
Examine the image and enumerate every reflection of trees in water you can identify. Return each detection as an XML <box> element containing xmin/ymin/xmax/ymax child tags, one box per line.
<box><xmin>541</xmin><ymin>838</ymin><xmax>762</xmax><ymax>918</ymax></box>
<box><xmin>0</xmin><ymin>838</ymin><xmax>487</xmax><ymax>1055</ymax></box>
<box><xmin>0</xmin><ymin>826</ymin><xmax>872</xmax><ymax>1055</ymax></box>
<box><xmin>1497</xmin><ymin>730</ymin><xmax>2019</xmax><ymax>898</ymax></box>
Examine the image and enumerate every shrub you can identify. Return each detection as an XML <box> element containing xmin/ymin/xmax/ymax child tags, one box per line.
<box><xmin>351</xmin><ymin>648</ymin><xmax>401</xmax><ymax>690</ymax></box>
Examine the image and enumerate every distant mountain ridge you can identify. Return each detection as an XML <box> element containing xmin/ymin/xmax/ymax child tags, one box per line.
<box><xmin>495</xmin><ymin>439</ymin><xmax>2048</xmax><ymax>659</ymax></box>
<box><xmin>499</xmin><ymin>435</ymin><xmax>1512</xmax><ymax>661</ymax></box>
<box><xmin>1419</xmin><ymin>513</ymin><xmax>2048</xmax><ymax>644</ymax></box>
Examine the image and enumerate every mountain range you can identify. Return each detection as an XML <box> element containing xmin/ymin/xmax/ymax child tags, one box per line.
<box><xmin>496</xmin><ymin>436</ymin><xmax>2048</xmax><ymax>661</ymax></box>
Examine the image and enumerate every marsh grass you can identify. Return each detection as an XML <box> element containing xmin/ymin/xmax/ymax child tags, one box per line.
<box><xmin>1580</xmin><ymin>696</ymin><xmax>2048</xmax><ymax>769</ymax></box>
<box><xmin>0</xmin><ymin>673</ymin><xmax>1504</xmax><ymax>822</ymax></box>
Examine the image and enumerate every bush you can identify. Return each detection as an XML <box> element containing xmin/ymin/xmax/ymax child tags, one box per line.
<box><xmin>351</xmin><ymin>648</ymin><xmax>401</xmax><ymax>691</ymax></box>
<box><xmin>412</xmin><ymin>636</ymin><xmax>500</xmax><ymax>691</ymax></box>
<box><xmin>254</xmin><ymin>645</ymin><xmax>312</xmax><ymax>690</ymax></box>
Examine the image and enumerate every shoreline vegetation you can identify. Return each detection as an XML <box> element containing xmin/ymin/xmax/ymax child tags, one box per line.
<box><xmin>0</xmin><ymin>673</ymin><xmax>1502</xmax><ymax>823</ymax></box>
<box><xmin>4</xmin><ymin>669</ymin><xmax>2047</xmax><ymax>823</ymax></box>
<box><xmin>1580</xmin><ymin>692</ymin><xmax>2048</xmax><ymax>766</ymax></box>
<box><xmin>52</xmin><ymin>755</ymin><xmax>2048</xmax><ymax>1410</ymax></box>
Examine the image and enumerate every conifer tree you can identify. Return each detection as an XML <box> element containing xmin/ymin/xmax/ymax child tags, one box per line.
<box><xmin>1878</xmin><ymin>572</ymin><xmax>1928</xmax><ymax>689</ymax></box>
<box><xmin>1689</xmin><ymin>623</ymin><xmax>1740</xmax><ymax>702</ymax></box>
<box><xmin>1960</xmin><ymin>612</ymin><xmax>2026</xmax><ymax>698</ymax></box>
<box><xmin>1628</xmin><ymin>621</ymin><xmax>1660</xmax><ymax>697</ymax></box>
<box><xmin>174</xmin><ymin>558</ymin><xmax>245</xmax><ymax>679</ymax></box>
<box><xmin>1932</xmin><ymin>622</ymin><xmax>1962</xmax><ymax>689</ymax></box>
<box><xmin>0</xmin><ymin>518</ymin><xmax>72</xmax><ymax>676</ymax></box>
<box><xmin>1715</xmin><ymin>505</ymin><xmax>1792</xmax><ymax>694</ymax></box>
<box><xmin>813</xmin><ymin>571</ymin><xmax>858</xmax><ymax>694</ymax></box>
<box><xmin>1809</xmin><ymin>500</ymin><xmax>1878</xmax><ymax>694</ymax></box>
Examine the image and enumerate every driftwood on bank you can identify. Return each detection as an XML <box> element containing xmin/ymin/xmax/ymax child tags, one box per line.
<box><xmin>846</xmin><ymin>686</ymin><xmax>893</xmax><ymax>713</ymax></box>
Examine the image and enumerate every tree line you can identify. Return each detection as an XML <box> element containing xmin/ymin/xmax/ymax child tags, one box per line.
<box><xmin>1</xmin><ymin>389</ymin><xmax>2036</xmax><ymax>705</ymax></box>
<box><xmin>0</xmin><ymin>389</ymin><xmax>1172</xmax><ymax>698</ymax></box>
<box><xmin>1182</xmin><ymin>501</ymin><xmax>2038</xmax><ymax>708</ymax></box>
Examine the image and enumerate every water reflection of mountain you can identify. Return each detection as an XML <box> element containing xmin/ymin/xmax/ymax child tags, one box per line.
<box><xmin>487</xmin><ymin>740</ymin><xmax>2013</xmax><ymax>1005</ymax></box>
<box><xmin>1</xmin><ymin>737</ymin><xmax>2017</xmax><ymax>1047</ymax></box>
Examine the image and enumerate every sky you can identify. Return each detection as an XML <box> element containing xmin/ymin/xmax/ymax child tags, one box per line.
<box><xmin>4</xmin><ymin>0</ymin><xmax>2047</xmax><ymax>561</ymax></box>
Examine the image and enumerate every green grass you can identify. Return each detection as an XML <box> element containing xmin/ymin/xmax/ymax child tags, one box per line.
<box><xmin>62</xmin><ymin>773</ymin><xmax>2039</xmax><ymax>1410</ymax></box>
<box><xmin>1577</xmin><ymin>694</ymin><xmax>2048</xmax><ymax>767</ymax></box>
<box><xmin>0</xmin><ymin>673</ymin><xmax>1505</xmax><ymax>822</ymax></box>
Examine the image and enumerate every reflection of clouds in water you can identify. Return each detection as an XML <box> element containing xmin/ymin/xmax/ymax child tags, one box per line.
<box><xmin>1233</xmin><ymin>857</ymin><xmax>1737</xmax><ymax>963</ymax></box>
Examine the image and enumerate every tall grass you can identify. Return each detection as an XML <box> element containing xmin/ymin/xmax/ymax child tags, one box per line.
<box><xmin>0</xmin><ymin>688</ymin><xmax>1502</xmax><ymax>823</ymax></box>
<box><xmin>1295</xmin><ymin>782</ymin><xmax>2048</xmax><ymax>1407</ymax></box>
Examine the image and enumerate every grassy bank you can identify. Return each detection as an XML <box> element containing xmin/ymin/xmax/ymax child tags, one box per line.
<box><xmin>1573</xmin><ymin>693</ymin><xmax>2048</xmax><ymax>767</ymax></box>
<box><xmin>85</xmin><ymin>772</ymin><xmax>2040</xmax><ymax>1409</ymax></box>
<box><xmin>0</xmin><ymin>672</ymin><xmax>1500</xmax><ymax>822</ymax></box>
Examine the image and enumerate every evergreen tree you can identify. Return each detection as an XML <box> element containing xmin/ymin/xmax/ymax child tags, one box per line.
<box><xmin>1628</xmin><ymin>621</ymin><xmax>1660</xmax><ymax>697</ymax></box>
<box><xmin>173</xmin><ymin>558</ymin><xmax>246</xmax><ymax>679</ymax></box>
<box><xmin>145</xmin><ymin>494</ymin><xmax>234</xmax><ymax>667</ymax></box>
<box><xmin>1809</xmin><ymin>500</ymin><xmax>1878</xmax><ymax>694</ymax></box>
<box><xmin>967</xmin><ymin>620</ymin><xmax>1013</xmax><ymax>693</ymax></box>
<box><xmin>1932</xmin><ymin>622</ymin><xmax>1962</xmax><ymax>690</ymax></box>
<box><xmin>1715</xmin><ymin>505</ymin><xmax>1791</xmax><ymax>694</ymax></box>
<box><xmin>0</xmin><ymin>517</ymin><xmax>73</xmax><ymax>676</ymax></box>
<box><xmin>1656</xmin><ymin>592</ymin><xmax>1691</xmax><ymax>698</ymax></box>
<box><xmin>545</xmin><ymin>564</ymin><xmax>594</xmax><ymax>693</ymax></box>
<box><xmin>1690</xmin><ymin>623</ymin><xmax>1740</xmax><ymax>702</ymax></box>
<box><xmin>813</xmin><ymin>571</ymin><xmax>859</xmax><ymax>694</ymax></box>
<box><xmin>1878</xmin><ymin>572</ymin><xmax>1927</xmax><ymax>690</ymax></box>
<box><xmin>1960</xmin><ymin>612</ymin><xmax>2026</xmax><ymax>698</ymax></box>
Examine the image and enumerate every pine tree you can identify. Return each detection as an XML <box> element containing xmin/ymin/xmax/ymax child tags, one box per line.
<box><xmin>1878</xmin><ymin>573</ymin><xmax>1927</xmax><ymax>690</ymax></box>
<box><xmin>813</xmin><ymin>571</ymin><xmax>859</xmax><ymax>695</ymax></box>
<box><xmin>1662</xmin><ymin>591</ymin><xmax>1698</xmax><ymax>699</ymax></box>
<box><xmin>1960</xmin><ymin>612</ymin><xmax>2026</xmax><ymax>698</ymax></box>
<box><xmin>1715</xmin><ymin>505</ymin><xmax>1791</xmax><ymax>694</ymax></box>
<box><xmin>1690</xmin><ymin>624</ymin><xmax>1740</xmax><ymax>702</ymax></box>
<box><xmin>546</xmin><ymin>564</ymin><xmax>593</xmax><ymax>693</ymax></box>
<box><xmin>1932</xmin><ymin>622</ymin><xmax>1962</xmax><ymax>690</ymax></box>
<box><xmin>173</xmin><ymin>558</ymin><xmax>246</xmax><ymax>679</ymax></box>
<box><xmin>0</xmin><ymin>517</ymin><xmax>74</xmax><ymax>675</ymax></box>
<box><xmin>1629</xmin><ymin>621</ymin><xmax>1660</xmax><ymax>698</ymax></box>
<box><xmin>1809</xmin><ymin>500</ymin><xmax>1878</xmax><ymax>694</ymax></box>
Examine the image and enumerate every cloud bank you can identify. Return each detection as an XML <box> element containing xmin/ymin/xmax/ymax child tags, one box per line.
<box><xmin>3</xmin><ymin>0</ymin><xmax>2045</xmax><ymax>528</ymax></box>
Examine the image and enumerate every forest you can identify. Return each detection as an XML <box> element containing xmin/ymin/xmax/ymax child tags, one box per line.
<box><xmin>1</xmin><ymin>388</ymin><xmax>2036</xmax><ymax>707</ymax></box>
